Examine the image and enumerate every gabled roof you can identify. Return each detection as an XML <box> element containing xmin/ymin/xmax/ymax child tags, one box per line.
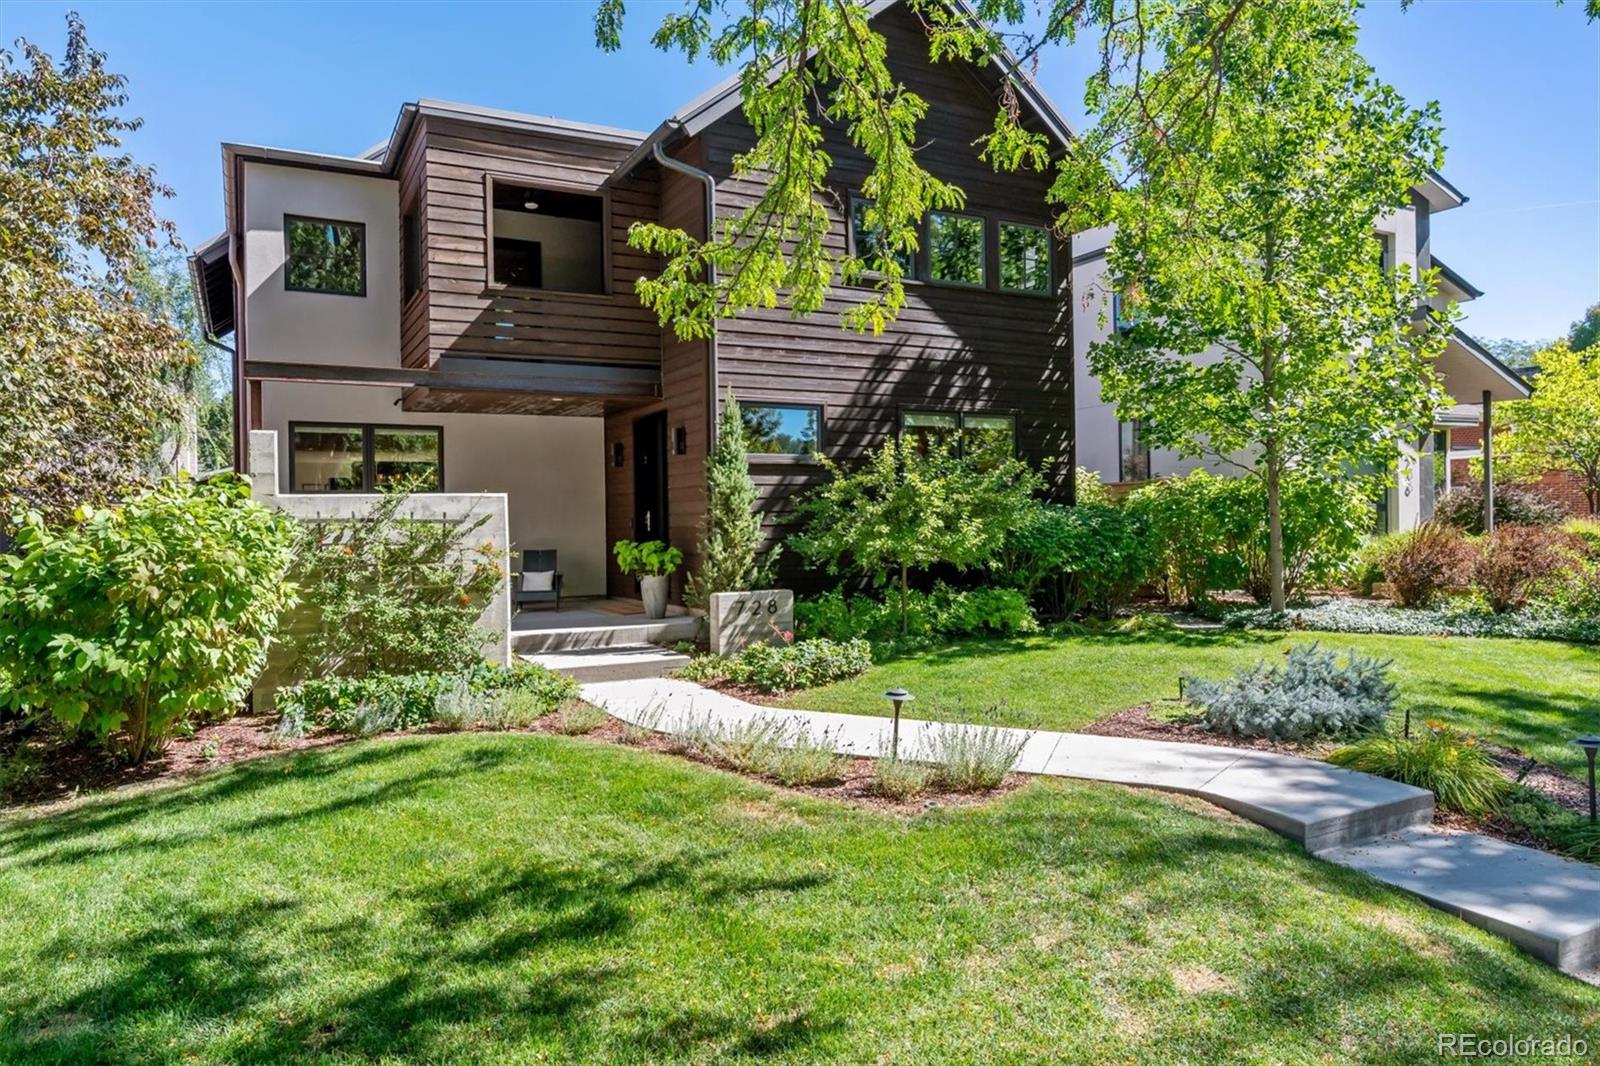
<box><xmin>605</xmin><ymin>0</ymin><xmax>1077</xmax><ymax>182</ymax></box>
<box><xmin>1433</xmin><ymin>257</ymin><xmax>1482</xmax><ymax>302</ymax></box>
<box><xmin>1416</xmin><ymin>168</ymin><xmax>1467</xmax><ymax>213</ymax></box>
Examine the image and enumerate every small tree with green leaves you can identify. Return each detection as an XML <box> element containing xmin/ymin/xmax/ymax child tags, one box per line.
<box><xmin>1493</xmin><ymin>340</ymin><xmax>1600</xmax><ymax>514</ymax></box>
<box><xmin>790</xmin><ymin>437</ymin><xmax>1041</xmax><ymax>632</ymax></box>
<box><xmin>686</xmin><ymin>390</ymin><xmax>778</xmax><ymax>607</ymax></box>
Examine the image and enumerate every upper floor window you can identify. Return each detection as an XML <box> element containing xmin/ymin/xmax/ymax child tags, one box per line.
<box><xmin>849</xmin><ymin>196</ymin><xmax>915</xmax><ymax>278</ymax></box>
<box><xmin>999</xmin><ymin>223</ymin><xmax>1050</xmax><ymax>294</ymax></box>
<box><xmin>285</xmin><ymin>216</ymin><xmax>366</xmax><ymax>296</ymax></box>
<box><xmin>290</xmin><ymin>423</ymin><xmax>442</xmax><ymax>493</ymax></box>
<box><xmin>1376</xmin><ymin>232</ymin><xmax>1395</xmax><ymax>273</ymax></box>
<box><xmin>402</xmin><ymin>212</ymin><xmax>422</xmax><ymax>302</ymax></box>
<box><xmin>928</xmin><ymin>211</ymin><xmax>985</xmax><ymax>287</ymax></box>
<box><xmin>1118</xmin><ymin>419</ymin><xmax>1151</xmax><ymax>482</ymax></box>
<box><xmin>742</xmin><ymin>403</ymin><xmax>821</xmax><ymax>457</ymax></box>
<box><xmin>489</xmin><ymin>179</ymin><xmax>605</xmax><ymax>295</ymax></box>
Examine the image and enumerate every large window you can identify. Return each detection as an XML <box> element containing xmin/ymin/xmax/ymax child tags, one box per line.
<box><xmin>1118</xmin><ymin>419</ymin><xmax>1151</xmax><ymax>482</ymax></box>
<box><xmin>999</xmin><ymin>222</ymin><xmax>1050</xmax><ymax>294</ymax></box>
<box><xmin>849</xmin><ymin>196</ymin><xmax>915</xmax><ymax>277</ymax></box>
<box><xmin>489</xmin><ymin>180</ymin><xmax>605</xmax><ymax>294</ymax></box>
<box><xmin>742</xmin><ymin>403</ymin><xmax>821</xmax><ymax>456</ymax></box>
<box><xmin>927</xmin><ymin>211</ymin><xmax>986</xmax><ymax>287</ymax></box>
<box><xmin>290</xmin><ymin>424</ymin><xmax>442</xmax><ymax>493</ymax></box>
<box><xmin>285</xmin><ymin>216</ymin><xmax>366</xmax><ymax>296</ymax></box>
<box><xmin>902</xmin><ymin>410</ymin><xmax>1016</xmax><ymax>463</ymax></box>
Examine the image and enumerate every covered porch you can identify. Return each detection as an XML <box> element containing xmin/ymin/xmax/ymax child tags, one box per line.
<box><xmin>511</xmin><ymin>597</ymin><xmax>700</xmax><ymax>655</ymax></box>
<box><xmin>1424</xmin><ymin>327</ymin><xmax>1534</xmax><ymax>529</ymax></box>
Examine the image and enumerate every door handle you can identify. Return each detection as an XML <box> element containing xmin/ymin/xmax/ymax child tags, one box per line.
<box><xmin>645</xmin><ymin>511</ymin><xmax>652</xmax><ymax>533</ymax></box>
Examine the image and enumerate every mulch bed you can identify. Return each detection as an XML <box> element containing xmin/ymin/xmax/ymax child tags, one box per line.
<box><xmin>1</xmin><ymin>707</ymin><xmax>1024</xmax><ymax>818</ymax></box>
<box><xmin>1081</xmin><ymin>703</ymin><xmax>1594</xmax><ymax>857</ymax></box>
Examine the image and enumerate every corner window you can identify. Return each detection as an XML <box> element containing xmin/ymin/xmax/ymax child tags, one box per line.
<box><xmin>902</xmin><ymin>410</ymin><xmax>1015</xmax><ymax>463</ymax></box>
<box><xmin>999</xmin><ymin>222</ymin><xmax>1050</xmax><ymax>293</ymax></box>
<box><xmin>290</xmin><ymin>424</ymin><xmax>442</xmax><ymax>493</ymax></box>
<box><xmin>284</xmin><ymin>216</ymin><xmax>366</xmax><ymax>296</ymax></box>
<box><xmin>489</xmin><ymin>179</ymin><xmax>605</xmax><ymax>294</ymax></box>
<box><xmin>927</xmin><ymin>211</ymin><xmax>985</xmax><ymax>287</ymax></box>
<box><xmin>849</xmin><ymin>195</ymin><xmax>914</xmax><ymax>278</ymax></box>
<box><xmin>1118</xmin><ymin>419</ymin><xmax>1151</xmax><ymax>482</ymax></box>
<box><xmin>741</xmin><ymin>403</ymin><xmax>821</xmax><ymax>457</ymax></box>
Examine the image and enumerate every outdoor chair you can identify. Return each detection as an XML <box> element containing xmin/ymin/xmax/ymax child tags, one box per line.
<box><xmin>515</xmin><ymin>549</ymin><xmax>563</xmax><ymax>613</ymax></box>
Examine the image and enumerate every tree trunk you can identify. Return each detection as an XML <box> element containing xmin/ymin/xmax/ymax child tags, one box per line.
<box><xmin>1265</xmin><ymin>446</ymin><xmax>1286</xmax><ymax>613</ymax></box>
<box><xmin>899</xmin><ymin>561</ymin><xmax>908</xmax><ymax>635</ymax></box>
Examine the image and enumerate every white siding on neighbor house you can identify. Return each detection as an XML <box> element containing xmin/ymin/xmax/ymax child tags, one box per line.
<box><xmin>241</xmin><ymin>161</ymin><xmax>401</xmax><ymax>368</ymax></box>
<box><xmin>259</xmin><ymin>382</ymin><xmax>610</xmax><ymax>598</ymax></box>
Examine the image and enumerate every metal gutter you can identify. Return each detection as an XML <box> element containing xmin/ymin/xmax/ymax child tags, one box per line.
<box><xmin>651</xmin><ymin>135</ymin><xmax>721</xmax><ymax>450</ymax></box>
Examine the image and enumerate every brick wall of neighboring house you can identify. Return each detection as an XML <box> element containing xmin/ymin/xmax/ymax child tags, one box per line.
<box><xmin>1447</xmin><ymin>426</ymin><xmax>1595</xmax><ymax>516</ymax></box>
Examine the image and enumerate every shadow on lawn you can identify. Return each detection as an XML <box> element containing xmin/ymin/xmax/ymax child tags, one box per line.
<box><xmin>869</xmin><ymin>625</ymin><xmax>1282</xmax><ymax>669</ymax></box>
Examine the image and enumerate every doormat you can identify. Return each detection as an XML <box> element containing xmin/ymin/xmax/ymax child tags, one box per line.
<box><xmin>593</xmin><ymin>601</ymin><xmax>646</xmax><ymax>615</ymax></box>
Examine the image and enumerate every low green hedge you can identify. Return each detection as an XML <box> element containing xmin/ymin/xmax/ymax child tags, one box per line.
<box><xmin>796</xmin><ymin>585</ymin><xmax>1036</xmax><ymax>646</ymax></box>
<box><xmin>678</xmin><ymin>637</ymin><xmax>872</xmax><ymax>694</ymax></box>
<box><xmin>1225</xmin><ymin>597</ymin><xmax>1600</xmax><ymax>645</ymax></box>
<box><xmin>277</xmin><ymin>661</ymin><xmax>579</xmax><ymax>732</ymax></box>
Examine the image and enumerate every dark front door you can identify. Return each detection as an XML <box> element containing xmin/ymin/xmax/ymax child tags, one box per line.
<box><xmin>633</xmin><ymin>411</ymin><xmax>668</xmax><ymax>543</ymax></box>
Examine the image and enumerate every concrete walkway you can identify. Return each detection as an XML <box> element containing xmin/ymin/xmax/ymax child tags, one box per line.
<box><xmin>581</xmin><ymin>677</ymin><xmax>1600</xmax><ymax>979</ymax></box>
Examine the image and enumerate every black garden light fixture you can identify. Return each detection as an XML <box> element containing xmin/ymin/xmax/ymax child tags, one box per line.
<box><xmin>884</xmin><ymin>688</ymin><xmax>913</xmax><ymax>763</ymax></box>
<box><xmin>1573</xmin><ymin>735</ymin><xmax>1600</xmax><ymax>825</ymax></box>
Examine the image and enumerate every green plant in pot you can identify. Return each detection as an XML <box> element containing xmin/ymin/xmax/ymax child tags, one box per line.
<box><xmin>614</xmin><ymin>539</ymin><xmax>684</xmax><ymax>619</ymax></box>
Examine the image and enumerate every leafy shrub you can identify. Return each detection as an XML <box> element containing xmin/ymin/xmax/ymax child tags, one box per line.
<box><xmin>1185</xmin><ymin>643</ymin><xmax>1394</xmax><ymax>742</ymax></box>
<box><xmin>0</xmin><ymin>475</ymin><xmax>297</xmax><ymax>761</ymax></box>
<box><xmin>1500</xmin><ymin>786</ymin><xmax>1600</xmax><ymax>863</ymax></box>
<box><xmin>289</xmin><ymin>490</ymin><xmax>504</xmax><ymax>679</ymax></box>
<box><xmin>552</xmin><ymin>703</ymin><xmax>606</xmax><ymax>735</ymax></box>
<box><xmin>998</xmin><ymin>500</ymin><xmax>1156</xmax><ymax>618</ymax></box>
<box><xmin>1343</xmin><ymin>534</ymin><xmax>1396</xmax><ymax>596</ymax></box>
<box><xmin>1540</xmin><ymin>556</ymin><xmax>1600</xmax><ymax>617</ymax></box>
<box><xmin>796</xmin><ymin>585</ymin><xmax>1036</xmax><ymax>645</ymax></box>
<box><xmin>1329</xmin><ymin>723</ymin><xmax>1507</xmax><ymax>815</ymax></box>
<box><xmin>1434</xmin><ymin>482</ymin><xmax>1566</xmax><ymax>534</ymax></box>
<box><xmin>723</xmin><ymin>638</ymin><xmax>872</xmax><ymax>693</ymax></box>
<box><xmin>1381</xmin><ymin>521</ymin><xmax>1468</xmax><ymax>607</ymax></box>
<box><xmin>920</xmin><ymin>723</ymin><xmax>1028</xmax><ymax>791</ymax></box>
<box><xmin>1225</xmin><ymin>596</ymin><xmax>1600</xmax><ymax>645</ymax></box>
<box><xmin>1472</xmin><ymin>524</ymin><xmax>1577</xmax><ymax>612</ymax></box>
<box><xmin>1563</xmin><ymin>518</ymin><xmax>1600</xmax><ymax>559</ymax></box>
<box><xmin>1124</xmin><ymin>473</ymin><xmax>1240</xmax><ymax>606</ymax></box>
<box><xmin>613</xmin><ymin>539</ymin><xmax>683</xmax><ymax>578</ymax></box>
<box><xmin>277</xmin><ymin>661</ymin><xmax>577</xmax><ymax>733</ymax></box>
<box><xmin>675</xmin><ymin>653</ymin><xmax>733</xmax><ymax>684</ymax></box>
<box><xmin>871</xmin><ymin>756</ymin><xmax>933</xmax><ymax>800</ymax></box>
<box><xmin>1074</xmin><ymin>466</ymin><xmax>1114</xmax><ymax>506</ymax></box>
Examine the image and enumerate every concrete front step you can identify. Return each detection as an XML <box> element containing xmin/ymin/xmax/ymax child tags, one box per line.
<box><xmin>528</xmin><ymin>644</ymin><xmax>690</xmax><ymax>683</ymax></box>
<box><xmin>512</xmin><ymin>614</ymin><xmax>700</xmax><ymax>654</ymax></box>
<box><xmin>1321</xmin><ymin>827</ymin><xmax>1600</xmax><ymax>976</ymax></box>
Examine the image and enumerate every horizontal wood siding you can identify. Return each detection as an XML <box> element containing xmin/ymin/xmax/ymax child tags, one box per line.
<box><xmin>700</xmin><ymin>4</ymin><xmax>1074</xmax><ymax>585</ymax></box>
<box><xmin>398</xmin><ymin>121</ymin><xmax>432</xmax><ymax>370</ymax></box>
<box><xmin>415</xmin><ymin>116</ymin><xmax>663</xmax><ymax>369</ymax></box>
<box><xmin>604</xmin><ymin>153</ymin><xmax>712</xmax><ymax>599</ymax></box>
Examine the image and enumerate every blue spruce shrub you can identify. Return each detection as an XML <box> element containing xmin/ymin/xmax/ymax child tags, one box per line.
<box><xmin>1184</xmin><ymin>643</ymin><xmax>1394</xmax><ymax>742</ymax></box>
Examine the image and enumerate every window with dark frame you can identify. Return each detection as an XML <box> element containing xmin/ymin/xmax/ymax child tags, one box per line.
<box><xmin>489</xmin><ymin>179</ymin><xmax>604</xmax><ymax>294</ymax></box>
<box><xmin>848</xmin><ymin>195</ymin><xmax>915</xmax><ymax>278</ymax></box>
<box><xmin>402</xmin><ymin>212</ymin><xmax>422</xmax><ymax>302</ymax></box>
<box><xmin>289</xmin><ymin>424</ymin><xmax>442</xmax><ymax>493</ymax></box>
<box><xmin>741</xmin><ymin>403</ymin><xmax>822</xmax><ymax>457</ymax></box>
<box><xmin>1118</xmin><ymin>419</ymin><xmax>1151</xmax><ymax>482</ymax></box>
<box><xmin>285</xmin><ymin>216</ymin><xmax>366</xmax><ymax>296</ymax></box>
<box><xmin>901</xmin><ymin>410</ymin><xmax>1016</xmax><ymax>462</ymax></box>
<box><xmin>999</xmin><ymin>222</ymin><xmax>1050</xmax><ymax>293</ymax></box>
<box><xmin>927</xmin><ymin>211</ymin><xmax>986</xmax><ymax>286</ymax></box>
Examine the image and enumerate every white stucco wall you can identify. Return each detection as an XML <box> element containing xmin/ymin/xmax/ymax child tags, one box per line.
<box><xmin>242</xmin><ymin>161</ymin><xmax>401</xmax><ymax>367</ymax></box>
<box><xmin>259</xmin><ymin>382</ymin><xmax>609</xmax><ymax>597</ymax></box>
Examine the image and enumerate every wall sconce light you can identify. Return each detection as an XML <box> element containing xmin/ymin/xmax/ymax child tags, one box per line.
<box><xmin>612</xmin><ymin>442</ymin><xmax>625</xmax><ymax>468</ymax></box>
<box><xmin>674</xmin><ymin>425</ymin><xmax>688</xmax><ymax>456</ymax></box>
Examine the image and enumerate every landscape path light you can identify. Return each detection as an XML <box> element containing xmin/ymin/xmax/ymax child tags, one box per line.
<box><xmin>884</xmin><ymin>688</ymin><xmax>913</xmax><ymax>763</ymax></box>
<box><xmin>1572</xmin><ymin>735</ymin><xmax>1600</xmax><ymax>825</ymax></box>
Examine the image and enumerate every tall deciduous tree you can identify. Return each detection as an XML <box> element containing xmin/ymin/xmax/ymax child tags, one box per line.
<box><xmin>1567</xmin><ymin>303</ymin><xmax>1600</xmax><ymax>353</ymax></box>
<box><xmin>0</xmin><ymin>14</ymin><xmax>192</xmax><ymax>526</ymax></box>
<box><xmin>1495</xmin><ymin>340</ymin><xmax>1600</xmax><ymax>513</ymax></box>
<box><xmin>1064</xmin><ymin>0</ymin><xmax>1451</xmax><ymax>612</ymax></box>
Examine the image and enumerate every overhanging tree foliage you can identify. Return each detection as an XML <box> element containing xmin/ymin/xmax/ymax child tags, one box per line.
<box><xmin>0</xmin><ymin>14</ymin><xmax>193</xmax><ymax>526</ymax></box>
<box><xmin>1494</xmin><ymin>340</ymin><xmax>1600</xmax><ymax>513</ymax></box>
<box><xmin>1067</xmin><ymin>0</ymin><xmax>1451</xmax><ymax>612</ymax></box>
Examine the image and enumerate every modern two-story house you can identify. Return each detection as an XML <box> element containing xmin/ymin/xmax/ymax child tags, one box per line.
<box><xmin>190</xmin><ymin>0</ymin><xmax>1074</xmax><ymax>603</ymax></box>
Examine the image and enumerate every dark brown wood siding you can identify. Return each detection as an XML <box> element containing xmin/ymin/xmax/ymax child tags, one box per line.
<box><xmin>410</xmin><ymin>115</ymin><xmax>662</xmax><ymax>369</ymax></box>
<box><xmin>698</xmin><ymin>5</ymin><xmax>1074</xmax><ymax>581</ymax></box>
<box><xmin>604</xmin><ymin>145</ymin><xmax>713</xmax><ymax>599</ymax></box>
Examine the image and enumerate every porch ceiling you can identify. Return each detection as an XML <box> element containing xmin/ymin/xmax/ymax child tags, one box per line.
<box><xmin>1436</xmin><ymin>329</ymin><xmax>1531</xmax><ymax>405</ymax></box>
<box><xmin>399</xmin><ymin>387</ymin><xmax>650</xmax><ymax>417</ymax></box>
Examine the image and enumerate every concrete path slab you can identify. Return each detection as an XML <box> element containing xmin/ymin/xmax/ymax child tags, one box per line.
<box><xmin>579</xmin><ymin>677</ymin><xmax>1600</xmax><ymax>978</ymax></box>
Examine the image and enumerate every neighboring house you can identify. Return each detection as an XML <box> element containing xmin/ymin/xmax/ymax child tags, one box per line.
<box><xmin>1071</xmin><ymin>175</ymin><xmax>1533</xmax><ymax>531</ymax></box>
<box><xmin>190</xmin><ymin>0</ymin><xmax>1075</xmax><ymax>602</ymax></box>
<box><xmin>1443</xmin><ymin>424</ymin><xmax>1596</xmax><ymax>516</ymax></box>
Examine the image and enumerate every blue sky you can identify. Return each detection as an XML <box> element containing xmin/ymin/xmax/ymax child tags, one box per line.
<box><xmin>6</xmin><ymin>0</ymin><xmax>1597</xmax><ymax>343</ymax></box>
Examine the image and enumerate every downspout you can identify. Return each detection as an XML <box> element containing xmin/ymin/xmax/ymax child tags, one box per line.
<box><xmin>651</xmin><ymin>135</ymin><xmax>719</xmax><ymax>450</ymax></box>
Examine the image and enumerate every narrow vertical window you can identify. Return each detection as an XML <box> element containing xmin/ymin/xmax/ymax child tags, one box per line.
<box><xmin>849</xmin><ymin>196</ymin><xmax>915</xmax><ymax>278</ymax></box>
<box><xmin>927</xmin><ymin>212</ymin><xmax>985</xmax><ymax>286</ymax></box>
<box><xmin>999</xmin><ymin>223</ymin><xmax>1050</xmax><ymax>293</ymax></box>
<box><xmin>1118</xmin><ymin>420</ymin><xmax>1151</xmax><ymax>482</ymax></box>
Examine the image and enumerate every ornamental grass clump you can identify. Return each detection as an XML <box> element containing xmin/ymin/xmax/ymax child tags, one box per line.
<box><xmin>1185</xmin><ymin>643</ymin><xmax>1393</xmax><ymax>742</ymax></box>
<box><xmin>923</xmin><ymin>723</ymin><xmax>1029</xmax><ymax>792</ymax></box>
<box><xmin>551</xmin><ymin>703</ymin><xmax>607</xmax><ymax>736</ymax></box>
<box><xmin>766</xmin><ymin>730</ymin><xmax>849</xmax><ymax>787</ymax></box>
<box><xmin>871</xmin><ymin>756</ymin><xmax>933</xmax><ymax>800</ymax></box>
<box><xmin>1329</xmin><ymin>722</ymin><xmax>1508</xmax><ymax>816</ymax></box>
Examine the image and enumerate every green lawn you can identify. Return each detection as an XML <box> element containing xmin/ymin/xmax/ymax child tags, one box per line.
<box><xmin>783</xmin><ymin>629</ymin><xmax>1600</xmax><ymax>774</ymax></box>
<box><xmin>1</xmin><ymin>734</ymin><xmax>1594</xmax><ymax>1063</ymax></box>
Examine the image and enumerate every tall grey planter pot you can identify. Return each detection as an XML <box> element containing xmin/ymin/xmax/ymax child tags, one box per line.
<box><xmin>641</xmin><ymin>575</ymin><xmax>670</xmax><ymax>619</ymax></box>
